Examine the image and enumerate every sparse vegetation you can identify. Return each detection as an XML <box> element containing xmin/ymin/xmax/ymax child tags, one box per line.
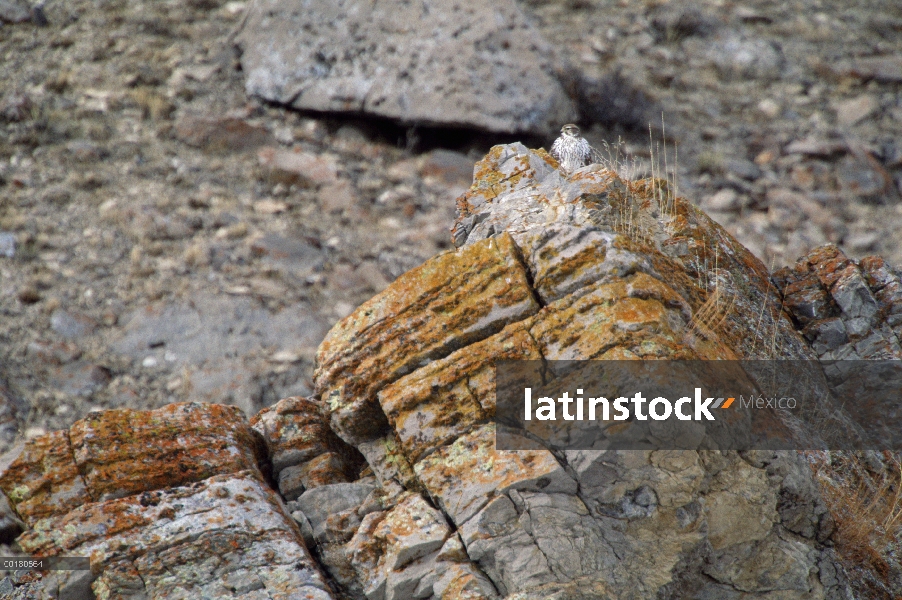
<box><xmin>812</xmin><ymin>451</ymin><xmax>902</xmax><ymax>590</ymax></box>
<box><xmin>604</xmin><ymin>122</ymin><xmax>902</xmax><ymax>594</ymax></box>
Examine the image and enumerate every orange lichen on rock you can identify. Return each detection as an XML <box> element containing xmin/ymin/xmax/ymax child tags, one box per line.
<box><xmin>4</xmin><ymin>141</ymin><xmax>895</xmax><ymax>599</ymax></box>
<box><xmin>315</xmin><ymin>232</ymin><xmax>539</xmax><ymax>444</ymax></box>
<box><xmin>414</xmin><ymin>424</ymin><xmax>575</xmax><ymax>525</ymax></box>
<box><xmin>315</xmin><ymin>233</ymin><xmax>538</xmax><ymax>397</ymax></box>
<box><xmin>251</xmin><ymin>396</ymin><xmax>338</xmax><ymax>472</ymax></box>
<box><xmin>68</xmin><ymin>402</ymin><xmax>266</xmax><ymax>502</ymax></box>
<box><xmin>0</xmin><ymin>430</ymin><xmax>89</xmax><ymax>524</ymax></box>
<box><xmin>379</xmin><ymin>323</ymin><xmax>542</xmax><ymax>463</ymax></box>
<box><xmin>0</xmin><ymin>403</ymin><xmax>333</xmax><ymax>599</ymax></box>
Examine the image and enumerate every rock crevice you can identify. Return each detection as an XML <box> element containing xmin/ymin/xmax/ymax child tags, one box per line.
<box><xmin>2</xmin><ymin>144</ymin><xmax>890</xmax><ymax>599</ymax></box>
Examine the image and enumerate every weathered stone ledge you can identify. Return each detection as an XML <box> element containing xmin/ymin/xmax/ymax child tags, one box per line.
<box><xmin>3</xmin><ymin>143</ymin><xmax>899</xmax><ymax>598</ymax></box>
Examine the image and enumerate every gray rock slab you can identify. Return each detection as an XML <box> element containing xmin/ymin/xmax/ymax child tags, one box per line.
<box><xmin>704</xmin><ymin>32</ymin><xmax>785</xmax><ymax>80</ymax></box>
<box><xmin>50</xmin><ymin>309</ymin><xmax>97</xmax><ymax>339</ymax></box>
<box><xmin>830</xmin><ymin>270</ymin><xmax>879</xmax><ymax>321</ymax></box>
<box><xmin>516</xmin><ymin>491</ymin><xmax>620</xmax><ymax>581</ymax></box>
<box><xmin>111</xmin><ymin>293</ymin><xmax>327</xmax><ymax>367</ymax></box>
<box><xmin>0</xmin><ymin>0</ymin><xmax>29</xmax><ymax>24</ymax></box>
<box><xmin>235</xmin><ymin>0</ymin><xmax>576</xmax><ymax>134</ymax></box>
<box><xmin>250</xmin><ymin>233</ymin><xmax>325</xmax><ymax>281</ymax></box>
<box><xmin>386</xmin><ymin>555</ymin><xmax>438</xmax><ymax>600</ymax></box>
<box><xmin>109</xmin><ymin>293</ymin><xmax>328</xmax><ymax>412</ymax></box>
<box><xmin>295</xmin><ymin>481</ymin><xmax>377</xmax><ymax>540</ymax></box>
<box><xmin>19</xmin><ymin>471</ymin><xmax>333</xmax><ymax>599</ymax></box>
<box><xmin>460</xmin><ymin>495</ymin><xmax>555</xmax><ymax>595</ymax></box>
<box><xmin>704</xmin><ymin>532</ymin><xmax>815</xmax><ymax>593</ymax></box>
<box><xmin>278</xmin><ymin>463</ymin><xmax>308</xmax><ymax>501</ymax></box>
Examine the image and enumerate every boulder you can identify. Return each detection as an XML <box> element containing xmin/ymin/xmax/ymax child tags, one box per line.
<box><xmin>234</xmin><ymin>0</ymin><xmax>576</xmax><ymax>134</ymax></box>
<box><xmin>302</xmin><ymin>144</ymin><xmax>858</xmax><ymax>598</ymax></box>
<box><xmin>774</xmin><ymin>246</ymin><xmax>902</xmax><ymax>361</ymax></box>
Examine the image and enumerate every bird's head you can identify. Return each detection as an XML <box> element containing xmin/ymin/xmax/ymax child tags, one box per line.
<box><xmin>560</xmin><ymin>124</ymin><xmax>581</xmax><ymax>137</ymax></box>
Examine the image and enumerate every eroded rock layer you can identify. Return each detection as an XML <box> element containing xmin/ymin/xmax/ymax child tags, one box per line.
<box><xmin>0</xmin><ymin>403</ymin><xmax>332</xmax><ymax>599</ymax></box>
<box><xmin>2</xmin><ymin>144</ymin><xmax>889</xmax><ymax>599</ymax></box>
<box><xmin>304</xmin><ymin>145</ymin><xmax>854</xmax><ymax>599</ymax></box>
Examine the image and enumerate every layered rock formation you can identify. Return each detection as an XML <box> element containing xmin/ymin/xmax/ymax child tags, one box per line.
<box><xmin>0</xmin><ymin>403</ymin><xmax>333</xmax><ymax>599</ymax></box>
<box><xmin>4</xmin><ymin>143</ymin><xmax>897</xmax><ymax>598</ymax></box>
<box><xmin>774</xmin><ymin>245</ymin><xmax>902</xmax><ymax>362</ymax></box>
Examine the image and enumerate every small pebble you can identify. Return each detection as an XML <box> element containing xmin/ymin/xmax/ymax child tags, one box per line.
<box><xmin>0</xmin><ymin>232</ymin><xmax>15</xmax><ymax>258</ymax></box>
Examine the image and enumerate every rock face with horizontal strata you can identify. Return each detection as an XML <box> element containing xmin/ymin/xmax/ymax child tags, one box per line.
<box><xmin>3</xmin><ymin>143</ymin><xmax>892</xmax><ymax>598</ymax></box>
<box><xmin>0</xmin><ymin>403</ymin><xmax>332</xmax><ymax>599</ymax></box>
<box><xmin>307</xmin><ymin>145</ymin><xmax>856</xmax><ymax>599</ymax></box>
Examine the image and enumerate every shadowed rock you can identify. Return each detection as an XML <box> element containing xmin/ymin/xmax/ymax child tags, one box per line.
<box><xmin>774</xmin><ymin>245</ymin><xmax>902</xmax><ymax>361</ymax></box>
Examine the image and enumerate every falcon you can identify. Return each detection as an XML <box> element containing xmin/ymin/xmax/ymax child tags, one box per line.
<box><xmin>550</xmin><ymin>124</ymin><xmax>600</xmax><ymax>174</ymax></box>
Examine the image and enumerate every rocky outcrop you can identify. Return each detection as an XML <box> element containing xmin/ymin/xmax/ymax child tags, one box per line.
<box><xmin>4</xmin><ymin>143</ymin><xmax>895</xmax><ymax>598</ymax></box>
<box><xmin>773</xmin><ymin>245</ymin><xmax>902</xmax><ymax>461</ymax></box>
<box><xmin>0</xmin><ymin>403</ymin><xmax>332</xmax><ymax>599</ymax></box>
<box><xmin>308</xmin><ymin>144</ymin><xmax>854</xmax><ymax>599</ymax></box>
<box><xmin>774</xmin><ymin>245</ymin><xmax>902</xmax><ymax>361</ymax></box>
<box><xmin>234</xmin><ymin>0</ymin><xmax>576</xmax><ymax>134</ymax></box>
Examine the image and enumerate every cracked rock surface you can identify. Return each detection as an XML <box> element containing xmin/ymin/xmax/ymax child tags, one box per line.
<box><xmin>3</xmin><ymin>0</ymin><xmax>902</xmax><ymax>520</ymax></box>
<box><xmin>1</xmin><ymin>144</ymin><xmax>896</xmax><ymax>598</ymax></box>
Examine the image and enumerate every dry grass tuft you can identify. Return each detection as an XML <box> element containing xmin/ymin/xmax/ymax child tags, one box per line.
<box><xmin>604</xmin><ymin>119</ymin><xmax>682</xmax><ymax>249</ymax></box>
<box><xmin>813</xmin><ymin>451</ymin><xmax>902</xmax><ymax>583</ymax></box>
<box><xmin>686</xmin><ymin>274</ymin><xmax>736</xmax><ymax>344</ymax></box>
<box><xmin>605</xmin><ymin>118</ymin><xmax>741</xmax><ymax>346</ymax></box>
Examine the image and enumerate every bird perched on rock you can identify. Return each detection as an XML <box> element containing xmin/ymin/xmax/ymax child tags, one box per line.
<box><xmin>550</xmin><ymin>124</ymin><xmax>599</xmax><ymax>175</ymax></box>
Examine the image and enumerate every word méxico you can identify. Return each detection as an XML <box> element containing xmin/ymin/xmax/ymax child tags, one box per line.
<box><xmin>523</xmin><ymin>388</ymin><xmax>734</xmax><ymax>422</ymax></box>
